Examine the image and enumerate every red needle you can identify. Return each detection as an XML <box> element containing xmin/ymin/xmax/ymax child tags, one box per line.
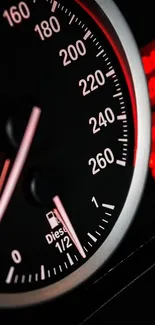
<box><xmin>0</xmin><ymin>159</ymin><xmax>11</xmax><ymax>193</ymax></box>
<box><xmin>53</xmin><ymin>208</ymin><xmax>79</xmax><ymax>251</ymax></box>
<box><xmin>0</xmin><ymin>107</ymin><xmax>41</xmax><ymax>223</ymax></box>
<box><xmin>53</xmin><ymin>195</ymin><xmax>86</xmax><ymax>258</ymax></box>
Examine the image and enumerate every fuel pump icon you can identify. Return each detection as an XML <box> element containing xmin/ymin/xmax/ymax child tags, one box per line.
<box><xmin>46</xmin><ymin>211</ymin><xmax>59</xmax><ymax>229</ymax></box>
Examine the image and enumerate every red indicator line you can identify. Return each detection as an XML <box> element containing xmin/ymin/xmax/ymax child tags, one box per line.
<box><xmin>53</xmin><ymin>195</ymin><xmax>86</xmax><ymax>258</ymax></box>
<box><xmin>0</xmin><ymin>107</ymin><xmax>41</xmax><ymax>223</ymax></box>
<box><xmin>0</xmin><ymin>159</ymin><xmax>11</xmax><ymax>193</ymax></box>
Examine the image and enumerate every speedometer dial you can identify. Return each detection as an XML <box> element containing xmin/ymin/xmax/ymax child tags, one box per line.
<box><xmin>0</xmin><ymin>0</ymin><xmax>150</xmax><ymax>307</ymax></box>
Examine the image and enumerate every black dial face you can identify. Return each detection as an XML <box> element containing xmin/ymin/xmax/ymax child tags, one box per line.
<box><xmin>0</xmin><ymin>0</ymin><xmax>135</xmax><ymax>295</ymax></box>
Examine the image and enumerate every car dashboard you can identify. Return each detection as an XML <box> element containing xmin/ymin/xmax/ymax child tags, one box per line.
<box><xmin>0</xmin><ymin>0</ymin><xmax>154</xmax><ymax>323</ymax></box>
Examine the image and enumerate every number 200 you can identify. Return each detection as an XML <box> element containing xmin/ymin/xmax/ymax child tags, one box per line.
<box><xmin>59</xmin><ymin>40</ymin><xmax>86</xmax><ymax>66</ymax></box>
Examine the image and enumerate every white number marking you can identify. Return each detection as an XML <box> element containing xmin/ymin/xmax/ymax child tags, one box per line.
<box><xmin>55</xmin><ymin>236</ymin><xmax>72</xmax><ymax>253</ymax></box>
<box><xmin>89</xmin><ymin>108</ymin><xmax>115</xmax><ymax>134</ymax></box>
<box><xmin>11</xmin><ymin>250</ymin><xmax>22</xmax><ymax>264</ymax></box>
<box><xmin>92</xmin><ymin>196</ymin><xmax>99</xmax><ymax>208</ymax></box>
<box><xmin>59</xmin><ymin>40</ymin><xmax>86</xmax><ymax>66</ymax></box>
<box><xmin>3</xmin><ymin>2</ymin><xmax>30</xmax><ymax>27</ymax></box>
<box><xmin>88</xmin><ymin>149</ymin><xmax>114</xmax><ymax>175</ymax></box>
<box><xmin>79</xmin><ymin>70</ymin><xmax>105</xmax><ymax>97</ymax></box>
<box><xmin>34</xmin><ymin>16</ymin><xmax>60</xmax><ymax>41</ymax></box>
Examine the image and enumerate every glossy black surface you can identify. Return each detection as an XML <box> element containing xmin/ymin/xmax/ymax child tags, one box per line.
<box><xmin>0</xmin><ymin>0</ymin><xmax>135</xmax><ymax>293</ymax></box>
<box><xmin>0</xmin><ymin>0</ymin><xmax>155</xmax><ymax>322</ymax></box>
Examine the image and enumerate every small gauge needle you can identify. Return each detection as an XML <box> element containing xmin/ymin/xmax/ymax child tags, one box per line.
<box><xmin>0</xmin><ymin>107</ymin><xmax>41</xmax><ymax>223</ymax></box>
<box><xmin>53</xmin><ymin>195</ymin><xmax>86</xmax><ymax>258</ymax></box>
<box><xmin>0</xmin><ymin>159</ymin><xmax>11</xmax><ymax>193</ymax></box>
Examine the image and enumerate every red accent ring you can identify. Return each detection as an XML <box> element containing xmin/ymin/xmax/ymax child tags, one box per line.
<box><xmin>75</xmin><ymin>0</ymin><xmax>137</xmax><ymax>165</ymax></box>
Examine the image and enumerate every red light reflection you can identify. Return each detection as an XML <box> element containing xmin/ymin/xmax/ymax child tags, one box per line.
<box><xmin>141</xmin><ymin>40</ymin><xmax>155</xmax><ymax>108</ymax></box>
<box><xmin>150</xmin><ymin>111</ymin><xmax>155</xmax><ymax>179</ymax></box>
<box><xmin>141</xmin><ymin>40</ymin><xmax>155</xmax><ymax>179</ymax></box>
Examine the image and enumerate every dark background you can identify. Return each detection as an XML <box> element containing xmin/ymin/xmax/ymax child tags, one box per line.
<box><xmin>1</xmin><ymin>0</ymin><xmax>155</xmax><ymax>323</ymax></box>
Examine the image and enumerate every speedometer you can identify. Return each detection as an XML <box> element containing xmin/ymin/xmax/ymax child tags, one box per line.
<box><xmin>0</xmin><ymin>0</ymin><xmax>150</xmax><ymax>307</ymax></box>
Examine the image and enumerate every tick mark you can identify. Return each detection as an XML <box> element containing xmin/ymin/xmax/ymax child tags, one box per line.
<box><xmin>41</xmin><ymin>265</ymin><xmax>45</xmax><ymax>280</ymax></box>
<box><xmin>117</xmin><ymin>114</ymin><xmax>127</xmax><ymax>121</ymax></box>
<box><xmin>116</xmin><ymin>160</ymin><xmax>126</xmax><ymax>167</ymax></box>
<box><xmin>67</xmin><ymin>253</ymin><xmax>74</xmax><ymax>266</ymax></box>
<box><xmin>51</xmin><ymin>0</ymin><xmax>57</xmax><ymax>12</ymax></box>
<box><xmin>106</xmin><ymin>69</ymin><xmax>115</xmax><ymax>77</ymax></box>
<box><xmin>113</xmin><ymin>92</ymin><xmax>122</xmax><ymax>98</ymax></box>
<box><xmin>96</xmin><ymin>49</ymin><xmax>104</xmax><ymax>57</ymax></box>
<box><xmin>87</xmin><ymin>232</ymin><xmax>97</xmax><ymax>242</ymax></box>
<box><xmin>6</xmin><ymin>266</ymin><xmax>15</xmax><ymax>284</ymax></box>
<box><xmin>69</xmin><ymin>14</ymin><xmax>75</xmax><ymax>25</ymax></box>
<box><xmin>83</xmin><ymin>30</ymin><xmax>91</xmax><ymax>40</ymax></box>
